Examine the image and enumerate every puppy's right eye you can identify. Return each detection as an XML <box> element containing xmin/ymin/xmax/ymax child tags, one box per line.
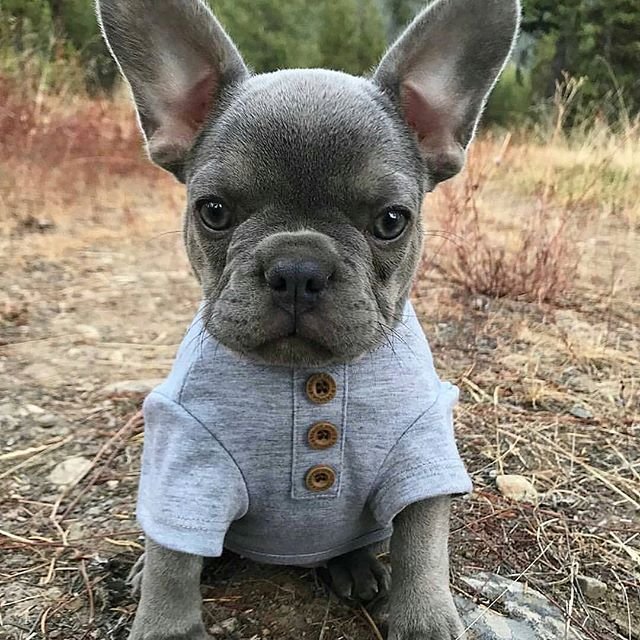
<box><xmin>196</xmin><ymin>197</ymin><xmax>234</xmax><ymax>232</ymax></box>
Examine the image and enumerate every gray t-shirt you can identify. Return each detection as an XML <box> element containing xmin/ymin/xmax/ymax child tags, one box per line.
<box><xmin>138</xmin><ymin>303</ymin><xmax>472</xmax><ymax>566</ymax></box>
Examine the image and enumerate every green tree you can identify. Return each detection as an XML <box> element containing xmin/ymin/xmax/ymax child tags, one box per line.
<box><xmin>317</xmin><ymin>0</ymin><xmax>386</xmax><ymax>75</ymax></box>
<box><xmin>521</xmin><ymin>0</ymin><xmax>640</xmax><ymax>118</ymax></box>
<box><xmin>209</xmin><ymin>0</ymin><xmax>321</xmax><ymax>72</ymax></box>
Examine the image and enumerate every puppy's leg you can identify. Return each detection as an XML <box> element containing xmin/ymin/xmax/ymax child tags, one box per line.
<box><xmin>388</xmin><ymin>497</ymin><xmax>465</xmax><ymax>640</ymax></box>
<box><xmin>129</xmin><ymin>538</ymin><xmax>211</xmax><ymax>640</ymax></box>
<box><xmin>326</xmin><ymin>544</ymin><xmax>391</xmax><ymax>603</ymax></box>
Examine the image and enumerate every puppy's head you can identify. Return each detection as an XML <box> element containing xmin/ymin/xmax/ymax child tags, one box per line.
<box><xmin>98</xmin><ymin>0</ymin><xmax>519</xmax><ymax>366</ymax></box>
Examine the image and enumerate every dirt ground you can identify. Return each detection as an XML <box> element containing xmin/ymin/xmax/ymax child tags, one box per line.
<box><xmin>1</xmin><ymin>96</ymin><xmax>638</xmax><ymax>639</ymax></box>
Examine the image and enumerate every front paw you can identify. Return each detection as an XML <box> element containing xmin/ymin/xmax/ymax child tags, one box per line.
<box><xmin>128</xmin><ymin>622</ymin><xmax>212</xmax><ymax>640</ymax></box>
<box><xmin>388</xmin><ymin>598</ymin><xmax>466</xmax><ymax>640</ymax></box>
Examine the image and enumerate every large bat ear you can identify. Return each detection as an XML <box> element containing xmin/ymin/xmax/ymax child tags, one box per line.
<box><xmin>96</xmin><ymin>0</ymin><xmax>249</xmax><ymax>181</ymax></box>
<box><xmin>374</xmin><ymin>0</ymin><xmax>520</xmax><ymax>184</ymax></box>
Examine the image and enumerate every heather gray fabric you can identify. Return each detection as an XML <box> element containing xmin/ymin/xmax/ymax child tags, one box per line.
<box><xmin>137</xmin><ymin>302</ymin><xmax>472</xmax><ymax>565</ymax></box>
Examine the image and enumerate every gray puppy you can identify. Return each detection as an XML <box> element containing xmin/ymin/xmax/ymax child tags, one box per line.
<box><xmin>97</xmin><ymin>0</ymin><xmax>519</xmax><ymax>638</ymax></box>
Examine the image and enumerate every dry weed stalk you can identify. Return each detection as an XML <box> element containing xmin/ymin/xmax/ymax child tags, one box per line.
<box><xmin>428</xmin><ymin>159</ymin><xmax>579</xmax><ymax>304</ymax></box>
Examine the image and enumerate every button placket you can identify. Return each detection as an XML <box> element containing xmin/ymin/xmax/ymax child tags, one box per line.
<box><xmin>291</xmin><ymin>365</ymin><xmax>347</xmax><ymax>499</ymax></box>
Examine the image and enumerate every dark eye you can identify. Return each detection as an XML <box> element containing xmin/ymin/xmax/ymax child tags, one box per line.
<box><xmin>372</xmin><ymin>208</ymin><xmax>410</xmax><ymax>241</ymax></box>
<box><xmin>196</xmin><ymin>197</ymin><xmax>234</xmax><ymax>232</ymax></box>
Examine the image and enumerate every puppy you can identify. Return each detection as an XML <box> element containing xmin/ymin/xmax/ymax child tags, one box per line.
<box><xmin>97</xmin><ymin>1</ymin><xmax>519</xmax><ymax>638</ymax></box>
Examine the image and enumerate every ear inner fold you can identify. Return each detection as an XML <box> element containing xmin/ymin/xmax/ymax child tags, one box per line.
<box><xmin>401</xmin><ymin>80</ymin><xmax>465</xmax><ymax>182</ymax></box>
<box><xmin>147</xmin><ymin>72</ymin><xmax>217</xmax><ymax>173</ymax></box>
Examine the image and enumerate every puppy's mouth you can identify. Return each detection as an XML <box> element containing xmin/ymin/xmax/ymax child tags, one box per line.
<box><xmin>252</xmin><ymin>311</ymin><xmax>336</xmax><ymax>364</ymax></box>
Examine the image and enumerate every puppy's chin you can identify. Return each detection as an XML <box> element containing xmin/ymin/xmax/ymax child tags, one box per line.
<box><xmin>207</xmin><ymin>307</ymin><xmax>359</xmax><ymax>367</ymax></box>
<box><xmin>241</xmin><ymin>311</ymin><xmax>342</xmax><ymax>366</ymax></box>
<box><xmin>252</xmin><ymin>336</ymin><xmax>337</xmax><ymax>367</ymax></box>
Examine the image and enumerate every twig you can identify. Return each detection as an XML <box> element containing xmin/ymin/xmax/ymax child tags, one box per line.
<box><xmin>79</xmin><ymin>560</ymin><xmax>95</xmax><ymax>624</ymax></box>
<box><xmin>359</xmin><ymin>606</ymin><xmax>384</xmax><ymax>640</ymax></box>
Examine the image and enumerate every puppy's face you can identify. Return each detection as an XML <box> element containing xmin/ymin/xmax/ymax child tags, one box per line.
<box><xmin>98</xmin><ymin>0</ymin><xmax>519</xmax><ymax>365</ymax></box>
<box><xmin>185</xmin><ymin>72</ymin><xmax>425</xmax><ymax>365</ymax></box>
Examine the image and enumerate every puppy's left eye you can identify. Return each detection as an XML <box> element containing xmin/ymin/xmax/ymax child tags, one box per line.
<box><xmin>372</xmin><ymin>208</ymin><xmax>410</xmax><ymax>241</ymax></box>
<box><xmin>196</xmin><ymin>197</ymin><xmax>234</xmax><ymax>232</ymax></box>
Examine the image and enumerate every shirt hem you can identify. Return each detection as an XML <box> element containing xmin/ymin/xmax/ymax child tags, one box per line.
<box><xmin>224</xmin><ymin>526</ymin><xmax>393</xmax><ymax>567</ymax></box>
<box><xmin>138</xmin><ymin>510</ymin><xmax>229</xmax><ymax>558</ymax></box>
<box><xmin>372</xmin><ymin>465</ymin><xmax>473</xmax><ymax>526</ymax></box>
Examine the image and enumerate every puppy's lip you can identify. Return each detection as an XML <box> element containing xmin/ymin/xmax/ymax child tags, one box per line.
<box><xmin>253</xmin><ymin>333</ymin><xmax>334</xmax><ymax>359</ymax></box>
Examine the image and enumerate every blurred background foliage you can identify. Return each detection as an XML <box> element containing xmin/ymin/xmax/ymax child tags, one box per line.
<box><xmin>0</xmin><ymin>0</ymin><xmax>638</xmax><ymax>126</ymax></box>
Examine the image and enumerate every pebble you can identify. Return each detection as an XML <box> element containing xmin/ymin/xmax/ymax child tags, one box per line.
<box><xmin>25</xmin><ymin>403</ymin><xmax>46</xmax><ymax>415</ymax></box>
<box><xmin>576</xmin><ymin>575</ymin><xmax>607</xmax><ymax>600</ymax></box>
<box><xmin>569</xmin><ymin>404</ymin><xmax>593</xmax><ymax>420</ymax></box>
<box><xmin>35</xmin><ymin>413</ymin><xmax>59</xmax><ymax>427</ymax></box>
<box><xmin>76</xmin><ymin>324</ymin><xmax>101</xmax><ymax>343</ymax></box>
<box><xmin>49</xmin><ymin>456</ymin><xmax>93</xmax><ymax>486</ymax></box>
<box><xmin>67</xmin><ymin>521</ymin><xmax>85</xmax><ymax>542</ymax></box>
<box><xmin>102</xmin><ymin>378</ymin><xmax>163</xmax><ymax>396</ymax></box>
<box><xmin>0</xmin><ymin>414</ymin><xmax>18</xmax><ymax>428</ymax></box>
<box><xmin>209</xmin><ymin>617</ymin><xmax>238</xmax><ymax>636</ymax></box>
<box><xmin>22</xmin><ymin>363</ymin><xmax>59</xmax><ymax>385</ymax></box>
<box><xmin>496</xmin><ymin>474</ymin><xmax>538</xmax><ymax>502</ymax></box>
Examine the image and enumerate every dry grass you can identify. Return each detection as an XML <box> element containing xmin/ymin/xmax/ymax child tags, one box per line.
<box><xmin>418</xmin><ymin>78</ymin><xmax>640</xmax><ymax>306</ymax></box>
<box><xmin>1</xmin><ymin>83</ymin><xmax>638</xmax><ymax>640</ymax></box>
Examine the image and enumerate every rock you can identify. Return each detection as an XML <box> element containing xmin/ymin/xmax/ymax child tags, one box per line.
<box><xmin>21</xmin><ymin>214</ymin><xmax>56</xmax><ymax>233</ymax></box>
<box><xmin>49</xmin><ymin>456</ymin><xmax>93</xmax><ymax>486</ymax></box>
<box><xmin>0</xmin><ymin>403</ymin><xmax>18</xmax><ymax>427</ymax></box>
<box><xmin>0</xmin><ymin>414</ymin><xmax>18</xmax><ymax>428</ymax></box>
<box><xmin>25</xmin><ymin>403</ymin><xmax>46</xmax><ymax>415</ymax></box>
<box><xmin>209</xmin><ymin>617</ymin><xmax>238</xmax><ymax>636</ymax></box>
<box><xmin>457</xmin><ymin>572</ymin><xmax>587</xmax><ymax>639</ymax></box>
<box><xmin>569</xmin><ymin>404</ymin><xmax>593</xmax><ymax>420</ymax></box>
<box><xmin>496</xmin><ymin>475</ymin><xmax>538</xmax><ymax>503</ymax></box>
<box><xmin>22</xmin><ymin>363</ymin><xmax>59</xmax><ymax>385</ymax></box>
<box><xmin>106</xmin><ymin>480</ymin><xmax>119</xmax><ymax>490</ymax></box>
<box><xmin>576</xmin><ymin>575</ymin><xmax>607</xmax><ymax>601</ymax></box>
<box><xmin>76</xmin><ymin>324</ymin><xmax>101</xmax><ymax>343</ymax></box>
<box><xmin>35</xmin><ymin>413</ymin><xmax>58</xmax><ymax>428</ymax></box>
<box><xmin>102</xmin><ymin>378</ymin><xmax>163</xmax><ymax>396</ymax></box>
<box><xmin>67</xmin><ymin>521</ymin><xmax>85</xmax><ymax>542</ymax></box>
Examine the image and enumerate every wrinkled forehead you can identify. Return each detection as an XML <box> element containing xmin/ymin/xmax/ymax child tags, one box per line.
<box><xmin>190</xmin><ymin>70</ymin><xmax>421</xmax><ymax>207</ymax></box>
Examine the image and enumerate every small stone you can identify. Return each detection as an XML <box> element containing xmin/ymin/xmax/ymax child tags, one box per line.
<box><xmin>22</xmin><ymin>363</ymin><xmax>59</xmax><ymax>385</ymax></box>
<box><xmin>472</xmin><ymin>296</ymin><xmax>490</xmax><ymax>311</ymax></box>
<box><xmin>496</xmin><ymin>474</ymin><xmax>538</xmax><ymax>503</ymax></box>
<box><xmin>76</xmin><ymin>324</ymin><xmax>101</xmax><ymax>342</ymax></box>
<box><xmin>67</xmin><ymin>521</ymin><xmax>85</xmax><ymax>542</ymax></box>
<box><xmin>106</xmin><ymin>480</ymin><xmax>119</xmax><ymax>489</ymax></box>
<box><xmin>0</xmin><ymin>413</ymin><xmax>18</xmax><ymax>428</ymax></box>
<box><xmin>102</xmin><ymin>378</ymin><xmax>163</xmax><ymax>396</ymax></box>
<box><xmin>109</xmin><ymin>350</ymin><xmax>125</xmax><ymax>363</ymax></box>
<box><xmin>569</xmin><ymin>404</ymin><xmax>593</xmax><ymax>420</ymax></box>
<box><xmin>576</xmin><ymin>575</ymin><xmax>607</xmax><ymax>600</ymax></box>
<box><xmin>209</xmin><ymin>617</ymin><xmax>238</xmax><ymax>636</ymax></box>
<box><xmin>49</xmin><ymin>456</ymin><xmax>93</xmax><ymax>486</ymax></box>
<box><xmin>35</xmin><ymin>413</ymin><xmax>58</xmax><ymax>427</ymax></box>
<box><xmin>25</xmin><ymin>403</ymin><xmax>45</xmax><ymax>415</ymax></box>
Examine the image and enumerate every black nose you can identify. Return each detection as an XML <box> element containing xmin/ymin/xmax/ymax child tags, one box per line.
<box><xmin>265</xmin><ymin>258</ymin><xmax>332</xmax><ymax>313</ymax></box>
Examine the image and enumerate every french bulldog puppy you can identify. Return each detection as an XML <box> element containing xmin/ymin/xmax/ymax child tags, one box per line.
<box><xmin>97</xmin><ymin>0</ymin><xmax>519</xmax><ymax>638</ymax></box>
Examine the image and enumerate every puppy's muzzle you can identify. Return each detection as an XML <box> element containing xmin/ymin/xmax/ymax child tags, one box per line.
<box><xmin>256</xmin><ymin>231</ymin><xmax>340</xmax><ymax>319</ymax></box>
<box><xmin>265</xmin><ymin>257</ymin><xmax>334</xmax><ymax>315</ymax></box>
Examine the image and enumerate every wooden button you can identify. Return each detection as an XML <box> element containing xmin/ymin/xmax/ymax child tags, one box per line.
<box><xmin>305</xmin><ymin>465</ymin><xmax>336</xmax><ymax>492</ymax></box>
<box><xmin>306</xmin><ymin>373</ymin><xmax>337</xmax><ymax>404</ymax></box>
<box><xmin>308</xmin><ymin>422</ymin><xmax>339</xmax><ymax>450</ymax></box>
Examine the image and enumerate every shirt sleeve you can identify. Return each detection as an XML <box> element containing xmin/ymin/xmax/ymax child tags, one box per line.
<box><xmin>368</xmin><ymin>382</ymin><xmax>472</xmax><ymax>527</ymax></box>
<box><xmin>136</xmin><ymin>391</ymin><xmax>249</xmax><ymax>557</ymax></box>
